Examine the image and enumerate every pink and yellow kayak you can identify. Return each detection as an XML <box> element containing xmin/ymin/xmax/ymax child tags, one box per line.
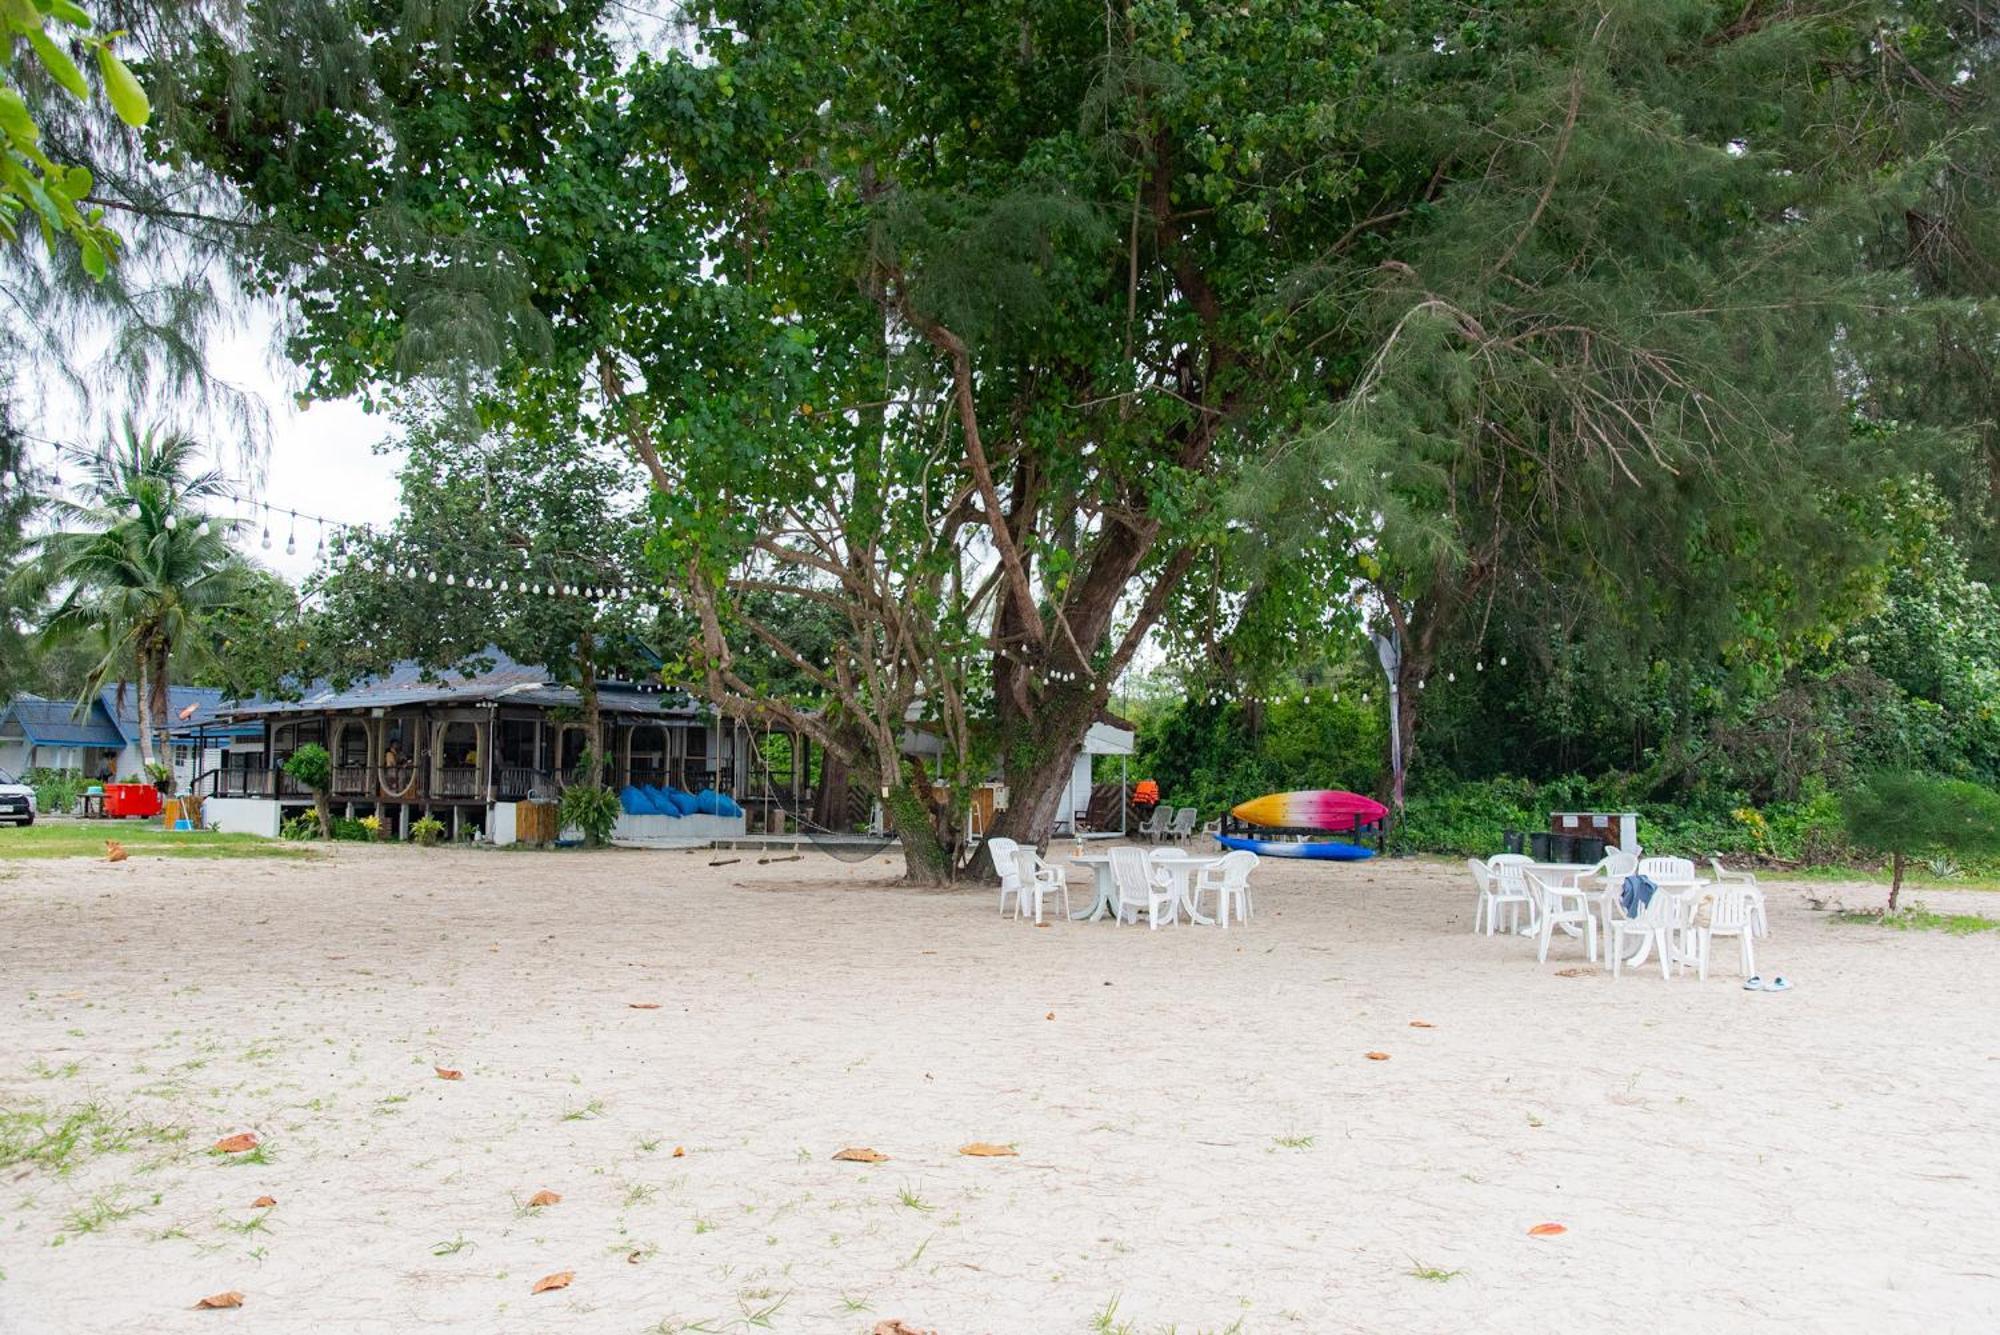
<box><xmin>1229</xmin><ymin>789</ymin><xmax>1388</xmax><ymax>833</ymax></box>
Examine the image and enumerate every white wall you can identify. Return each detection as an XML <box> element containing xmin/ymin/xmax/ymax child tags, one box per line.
<box><xmin>205</xmin><ymin>798</ymin><xmax>282</xmax><ymax>838</ymax></box>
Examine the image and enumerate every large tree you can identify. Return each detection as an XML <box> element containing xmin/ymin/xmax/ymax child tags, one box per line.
<box><xmin>163</xmin><ymin>0</ymin><xmax>1996</xmax><ymax>875</ymax></box>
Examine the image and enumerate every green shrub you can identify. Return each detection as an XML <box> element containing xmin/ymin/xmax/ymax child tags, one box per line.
<box><xmin>1843</xmin><ymin>772</ymin><xmax>2000</xmax><ymax>909</ymax></box>
<box><xmin>279</xmin><ymin>813</ymin><xmax>320</xmax><ymax>840</ymax></box>
<box><xmin>331</xmin><ymin>817</ymin><xmax>374</xmax><ymax>841</ymax></box>
<box><xmin>559</xmin><ymin>783</ymin><xmax>620</xmax><ymax>848</ymax></box>
<box><xmin>25</xmin><ymin>768</ymin><xmax>86</xmax><ymax>815</ymax></box>
<box><xmin>409</xmin><ymin>815</ymin><xmax>446</xmax><ymax>847</ymax></box>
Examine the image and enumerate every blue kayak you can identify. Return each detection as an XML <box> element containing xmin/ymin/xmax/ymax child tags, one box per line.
<box><xmin>1216</xmin><ymin>833</ymin><xmax>1375</xmax><ymax>861</ymax></box>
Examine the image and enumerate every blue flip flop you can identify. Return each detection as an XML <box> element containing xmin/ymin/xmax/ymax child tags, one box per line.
<box><xmin>1743</xmin><ymin>976</ymin><xmax>1765</xmax><ymax>991</ymax></box>
<box><xmin>1765</xmin><ymin>976</ymin><xmax>1792</xmax><ymax>991</ymax></box>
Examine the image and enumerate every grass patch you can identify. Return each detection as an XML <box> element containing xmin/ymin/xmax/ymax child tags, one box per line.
<box><xmin>0</xmin><ymin>1101</ymin><xmax>185</xmax><ymax>1177</ymax></box>
<box><xmin>1832</xmin><ymin>902</ymin><xmax>2000</xmax><ymax>936</ymax></box>
<box><xmin>895</xmin><ymin>1183</ymin><xmax>934</xmax><ymax>1212</ymax></box>
<box><xmin>1271</xmin><ymin>1133</ymin><xmax>1315</xmax><ymax>1150</ymax></box>
<box><xmin>1408</xmin><ymin>1259</ymin><xmax>1464</xmax><ymax>1282</ymax></box>
<box><xmin>0</xmin><ymin>822</ymin><xmax>312</xmax><ymax>861</ymax></box>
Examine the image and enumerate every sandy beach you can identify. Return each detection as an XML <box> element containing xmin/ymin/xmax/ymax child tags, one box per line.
<box><xmin>2</xmin><ymin>844</ymin><xmax>1996</xmax><ymax>1333</ymax></box>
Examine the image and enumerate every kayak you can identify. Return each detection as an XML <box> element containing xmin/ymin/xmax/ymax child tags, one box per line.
<box><xmin>1229</xmin><ymin>789</ymin><xmax>1388</xmax><ymax>832</ymax></box>
<box><xmin>1216</xmin><ymin>833</ymin><xmax>1376</xmax><ymax>861</ymax></box>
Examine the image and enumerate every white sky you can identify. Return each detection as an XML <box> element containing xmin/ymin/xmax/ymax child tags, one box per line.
<box><xmin>26</xmin><ymin>323</ymin><xmax>405</xmax><ymax>587</ymax></box>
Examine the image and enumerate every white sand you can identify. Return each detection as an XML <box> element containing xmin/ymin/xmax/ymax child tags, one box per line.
<box><xmin>2</xmin><ymin>844</ymin><xmax>1997</xmax><ymax>1333</ymax></box>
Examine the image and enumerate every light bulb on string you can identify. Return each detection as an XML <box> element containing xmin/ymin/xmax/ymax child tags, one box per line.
<box><xmin>285</xmin><ymin>511</ymin><xmax>296</xmax><ymax>556</ymax></box>
<box><xmin>315</xmin><ymin>519</ymin><xmax>324</xmax><ymax>558</ymax></box>
<box><xmin>427</xmin><ymin>572</ymin><xmax>437</xmax><ymax>584</ymax></box>
<box><xmin>1499</xmin><ymin>656</ymin><xmax>1508</xmax><ymax>667</ymax></box>
<box><xmin>1447</xmin><ymin>671</ymin><xmax>1455</xmax><ymax>683</ymax></box>
<box><xmin>196</xmin><ymin>520</ymin><xmax>210</xmax><ymax>537</ymax></box>
<box><xmin>446</xmin><ymin>574</ymin><xmax>456</xmax><ymax>587</ymax></box>
<box><xmin>127</xmin><ymin>504</ymin><xmax>141</xmax><ymax>520</ymax></box>
<box><xmin>261</xmin><ymin>509</ymin><xmax>271</xmax><ymax>549</ymax></box>
<box><xmin>1476</xmin><ymin>661</ymin><xmax>1484</xmax><ymax>672</ymax></box>
<box><xmin>164</xmin><ymin>513</ymin><xmax>178</xmax><ymax>531</ymax></box>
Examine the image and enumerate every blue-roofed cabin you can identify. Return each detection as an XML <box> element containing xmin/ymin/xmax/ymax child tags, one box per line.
<box><xmin>0</xmin><ymin>688</ymin><xmax>262</xmax><ymax>792</ymax></box>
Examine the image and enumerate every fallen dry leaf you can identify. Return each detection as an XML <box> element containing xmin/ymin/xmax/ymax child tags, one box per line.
<box><xmin>1555</xmin><ymin>967</ymin><xmax>1592</xmax><ymax>978</ymax></box>
<box><xmin>250</xmin><ymin>1196</ymin><xmax>276</xmax><ymax>1209</ymax></box>
<box><xmin>832</xmin><ymin>1147</ymin><xmax>888</xmax><ymax>1163</ymax></box>
<box><xmin>193</xmin><ymin>1291</ymin><xmax>244</xmax><ymax>1310</ymax></box>
<box><xmin>1364</xmin><ymin>1051</ymin><xmax>1391</xmax><ymax>1061</ymax></box>
<box><xmin>627</xmin><ymin>1250</ymin><xmax>645</xmax><ymax>1264</ymax></box>
<box><xmin>434</xmin><ymin>1066</ymin><xmax>463</xmax><ymax>1081</ymax></box>
<box><xmin>671</xmin><ymin>1146</ymin><xmax>685</xmax><ymax>1158</ymax></box>
<box><xmin>958</xmin><ymin>1142</ymin><xmax>1018</xmax><ymax>1157</ymax></box>
<box><xmin>105</xmin><ymin>840</ymin><xmax>128</xmax><ymax>863</ymax></box>
<box><xmin>531</xmin><ymin>1270</ymin><xmax>573</xmax><ymax>1294</ymax></box>
<box><xmin>872</xmin><ymin>1321</ymin><xmax>938</xmax><ymax>1335</ymax></box>
<box><xmin>527</xmin><ymin>1190</ymin><xmax>562</xmax><ymax>1207</ymax></box>
<box><xmin>1528</xmin><ymin>1222</ymin><xmax>1568</xmax><ymax>1237</ymax></box>
<box><xmin>212</xmin><ymin>1133</ymin><xmax>259</xmax><ymax>1154</ymax></box>
<box><xmin>627</xmin><ymin>1002</ymin><xmax>661</xmax><ymax>1010</ymax></box>
<box><xmin>1045</xmin><ymin>1011</ymin><xmax>1055</xmax><ymax>1020</ymax></box>
<box><xmin>1409</xmin><ymin>1020</ymin><xmax>1436</xmax><ymax>1029</ymax></box>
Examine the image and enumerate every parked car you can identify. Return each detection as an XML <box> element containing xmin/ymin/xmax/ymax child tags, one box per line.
<box><xmin>0</xmin><ymin>768</ymin><xmax>36</xmax><ymax>826</ymax></box>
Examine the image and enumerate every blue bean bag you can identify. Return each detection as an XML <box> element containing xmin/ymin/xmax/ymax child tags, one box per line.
<box><xmin>641</xmin><ymin>785</ymin><xmax>676</xmax><ymax>817</ymax></box>
<box><xmin>693</xmin><ymin>788</ymin><xmax>721</xmax><ymax>816</ymax></box>
<box><xmin>663</xmin><ymin>786</ymin><xmax>697</xmax><ymax>816</ymax></box>
<box><xmin>619</xmin><ymin>785</ymin><xmax>649</xmax><ymax>816</ymax></box>
<box><xmin>714</xmin><ymin>792</ymin><xmax>743</xmax><ymax>819</ymax></box>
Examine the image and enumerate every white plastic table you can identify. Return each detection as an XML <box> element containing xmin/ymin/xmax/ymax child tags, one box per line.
<box><xmin>1066</xmin><ymin>850</ymin><xmax>1227</xmax><ymax>923</ymax></box>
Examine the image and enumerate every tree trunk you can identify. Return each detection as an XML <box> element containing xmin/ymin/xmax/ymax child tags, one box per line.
<box><xmin>152</xmin><ymin>640</ymin><xmax>176</xmax><ymax>795</ymax></box>
<box><xmin>314</xmin><ymin>789</ymin><xmax>333</xmax><ymax>840</ymax></box>
<box><xmin>1889</xmin><ymin>850</ymin><xmax>1905</xmax><ymax>912</ymax></box>
<box><xmin>577</xmin><ymin>628</ymin><xmax>604</xmax><ymax>790</ymax></box>
<box><xmin>984</xmin><ymin>687</ymin><xmax>1101</xmax><ymax>873</ymax></box>
<box><xmin>134</xmin><ymin>657</ymin><xmax>157</xmax><ymax>781</ymax></box>
<box><xmin>885</xmin><ymin>780</ymin><xmax>952</xmax><ymax>886</ymax></box>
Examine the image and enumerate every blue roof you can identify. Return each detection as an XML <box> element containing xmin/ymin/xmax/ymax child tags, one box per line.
<box><xmin>0</xmin><ymin>695</ymin><xmax>125</xmax><ymax>747</ymax></box>
<box><xmin>0</xmin><ymin>687</ymin><xmax>262</xmax><ymax>747</ymax></box>
<box><xmin>97</xmin><ymin>685</ymin><xmax>259</xmax><ymax>738</ymax></box>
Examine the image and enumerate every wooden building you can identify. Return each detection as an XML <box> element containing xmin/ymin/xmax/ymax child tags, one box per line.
<box><xmin>201</xmin><ymin>651</ymin><xmax>811</xmax><ymax>841</ymax></box>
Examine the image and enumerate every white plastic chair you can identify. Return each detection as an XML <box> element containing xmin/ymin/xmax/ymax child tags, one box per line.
<box><xmin>1015</xmin><ymin>846</ymin><xmax>1072</xmax><ymax>925</ymax></box>
<box><xmin>1484</xmin><ymin>854</ymin><xmax>1535</xmax><ymax>934</ymax></box>
<box><xmin>1165</xmin><ymin>807</ymin><xmax>1198</xmax><ymax>842</ymax></box>
<box><xmin>1638</xmin><ymin>855</ymin><xmax>1698</xmax><ymax>885</ymax></box>
<box><xmin>1525</xmin><ymin>871</ymin><xmax>1597</xmax><ymax>964</ymax></box>
<box><xmin>1110</xmin><ymin>846</ymin><xmax>1178</xmax><ymax>929</ymax></box>
<box><xmin>1468</xmin><ymin>859</ymin><xmax>1521</xmax><ymax>935</ymax></box>
<box><xmin>1609</xmin><ymin>878</ymin><xmax>1676</xmax><ymax>980</ymax></box>
<box><xmin>1710</xmin><ymin>858</ymin><xmax>1769</xmax><ymax>938</ymax></box>
<box><xmin>1580</xmin><ymin>851</ymin><xmax>1637</xmax><ymax>941</ymax></box>
<box><xmin>1192</xmin><ymin>850</ymin><xmax>1258</xmax><ymax>927</ymax></box>
<box><xmin>1685</xmin><ymin>882</ymin><xmax>1757</xmax><ymax>980</ymax></box>
<box><xmin>1134</xmin><ymin>808</ymin><xmax>1171</xmax><ymax>842</ymax></box>
<box><xmin>988</xmin><ymin>837</ymin><xmax>1025</xmax><ymax>918</ymax></box>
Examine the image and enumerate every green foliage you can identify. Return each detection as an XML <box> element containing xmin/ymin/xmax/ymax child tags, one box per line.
<box><xmin>15</xmin><ymin>424</ymin><xmax>252</xmax><ymax>787</ymax></box>
<box><xmin>1842</xmin><ymin>773</ymin><xmax>2000</xmax><ymax>864</ymax></box>
<box><xmin>280</xmin><ymin>743</ymin><xmax>331</xmax><ymax>796</ymax></box>
<box><xmin>24</xmin><ymin>766</ymin><xmax>84</xmax><ymax>815</ymax></box>
<box><xmin>1391</xmin><ymin>775</ymin><xmax>1852</xmax><ymax>865</ymax></box>
<box><xmin>277</xmin><ymin>813</ymin><xmax>320</xmax><ymax>841</ymax></box>
<box><xmin>330</xmin><ymin>817</ymin><xmax>373</xmax><ymax>842</ymax></box>
<box><xmin>1</xmin><ymin>0</ymin><xmax>147</xmax><ymax>271</ymax></box>
<box><xmin>1125</xmin><ymin>689</ymin><xmax>1385</xmax><ymax>821</ymax></box>
<box><xmin>558</xmin><ymin>783</ymin><xmax>619</xmax><ymax>849</ymax></box>
<box><xmin>408</xmin><ymin>815</ymin><xmax>446</xmax><ymax>847</ymax></box>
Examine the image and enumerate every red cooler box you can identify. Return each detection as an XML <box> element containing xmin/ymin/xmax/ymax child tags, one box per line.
<box><xmin>104</xmin><ymin>783</ymin><xmax>164</xmax><ymax>819</ymax></box>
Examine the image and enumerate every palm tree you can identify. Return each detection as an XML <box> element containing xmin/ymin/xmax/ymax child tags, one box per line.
<box><xmin>19</xmin><ymin>423</ymin><xmax>246</xmax><ymax>790</ymax></box>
